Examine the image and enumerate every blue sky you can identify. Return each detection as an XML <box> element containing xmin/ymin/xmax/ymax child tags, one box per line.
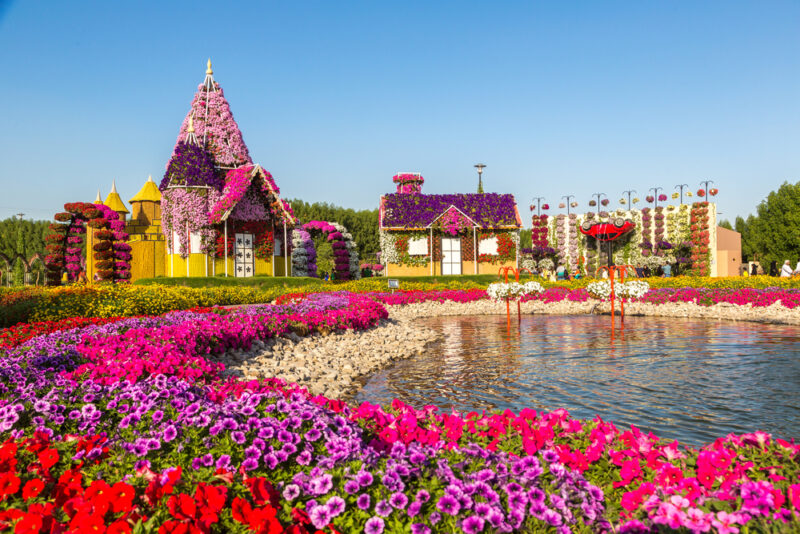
<box><xmin>0</xmin><ymin>1</ymin><xmax>798</xmax><ymax>225</ymax></box>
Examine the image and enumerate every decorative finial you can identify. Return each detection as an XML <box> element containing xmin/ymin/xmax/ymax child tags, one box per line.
<box><xmin>147</xmin><ymin>174</ymin><xmax>154</xmax><ymax>183</ymax></box>
<box><xmin>206</xmin><ymin>58</ymin><xmax>213</xmax><ymax>75</ymax></box>
<box><xmin>111</xmin><ymin>180</ymin><xmax>118</xmax><ymax>194</ymax></box>
<box><xmin>187</xmin><ymin>115</ymin><xmax>194</xmax><ymax>133</ymax></box>
<box><xmin>95</xmin><ymin>189</ymin><xmax>102</xmax><ymax>203</ymax></box>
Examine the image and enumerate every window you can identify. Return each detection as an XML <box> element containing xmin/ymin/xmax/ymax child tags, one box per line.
<box><xmin>274</xmin><ymin>238</ymin><xmax>282</xmax><ymax>256</ymax></box>
<box><xmin>189</xmin><ymin>232</ymin><xmax>202</xmax><ymax>254</ymax></box>
<box><xmin>407</xmin><ymin>237</ymin><xmax>428</xmax><ymax>255</ymax></box>
<box><xmin>479</xmin><ymin>236</ymin><xmax>499</xmax><ymax>255</ymax></box>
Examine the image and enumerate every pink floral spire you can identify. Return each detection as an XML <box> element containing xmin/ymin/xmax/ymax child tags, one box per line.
<box><xmin>173</xmin><ymin>59</ymin><xmax>252</xmax><ymax>168</ymax></box>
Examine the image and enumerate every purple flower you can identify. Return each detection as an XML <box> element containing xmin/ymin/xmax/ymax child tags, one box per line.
<box><xmin>376</xmin><ymin>499</ymin><xmax>392</xmax><ymax>517</ymax></box>
<box><xmin>411</xmin><ymin>524</ymin><xmax>431</xmax><ymax>534</ymax></box>
<box><xmin>309</xmin><ymin>474</ymin><xmax>333</xmax><ymax>495</ymax></box>
<box><xmin>327</xmin><ymin>496</ymin><xmax>345</xmax><ymax>516</ymax></box>
<box><xmin>390</xmin><ymin>492</ymin><xmax>409</xmax><ymax>510</ymax></box>
<box><xmin>356</xmin><ymin>470</ymin><xmax>374</xmax><ymax>487</ymax></box>
<box><xmin>415</xmin><ymin>489</ymin><xmax>430</xmax><ymax>503</ymax></box>
<box><xmin>283</xmin><ymin>484</ymin><xmax>300</xmax><ymax>501</ymax></box>
<box><xmin>407</xmin><ymin>500</ymin><xmax>421</xmax><ymax>517</ymax></box>
<box><xmin>357</xmin><ymin>494</ymin><xmax>371</xmax><ymax>511</ymax></box>
<box><xmin>542</xmin><ymin>449</ymin><xmax>559</xmax><ymax>463</ymax></box>
<box><xmin>309</xmin><ymin>505</ymin><xmax>331</xmax><ymax>529</ymax></box>
<box><xmin>162</xmin><ymin>425</ymin><xmax>177</xmax><ymax>442</ymax></box>
<box><xmin>296</xmin><ymin>450</ymin><xmax>312</xmax><ymax>466</ymax></box>
<box><xmin>543</xmin><ymin>509</ymin><xmax>563</xmax><ymax>527</ymax></box>
<box><xmin>461</xmin><ymin>515</ymin><xmax>485</xmax><ymax>534</ymax></box>
<box><xmin>216</xmin><ymin>455</ymin><xmax>231</xmax><ymax>470</ymax></box>
<box><xmin>437</xmin><ymin>494</ymin><xmax>461</xmax><ymax>516</ymax></box>
<box><xmin>231</xmin><ymin>431</ymin><xmax>246</xmax><ymax>444</ymax></box>
<box><xmin>242</xmin><ymin>457</ymin><xmax>259</xmax><ymax>471</ymax></box>
<box><xmin>364</xmin><ymin>517</ymin><xmax>384</xmax><ymax>534</ymax></box>
<box><xmin>152</xmin><ymin>410</ymin><xmax>164</xmax><ymax>422</ymax></box>
<box><xmin>429</xmin><ymin>512</ymin><xmax>441</xmax><ymax>525</ymax></box>
<box><xmin>344</xmin><ymin>480</ymin><xmax>360</xmax><ymax>494</ymax></box>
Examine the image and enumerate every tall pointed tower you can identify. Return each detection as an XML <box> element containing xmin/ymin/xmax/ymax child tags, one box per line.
<box><xmin>104</xmin><ymin>181</ymin><xmax>129</xmax><ymax>221</ymax></box>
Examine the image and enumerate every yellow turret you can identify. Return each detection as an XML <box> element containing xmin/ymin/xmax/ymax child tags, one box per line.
<box><xmin>94</xmin><ymin>189</ymin><xmax>103</xmax><ymax>204</ymax></box>
<box><xmin>130</xmin><ymin>175</ymin><xmax>162</xmax><ymax>203</ymax></box>
<box><xmin>104</xmin><ymin>181</ymin><xmax>129</xmax><ymax>219</ymax></box>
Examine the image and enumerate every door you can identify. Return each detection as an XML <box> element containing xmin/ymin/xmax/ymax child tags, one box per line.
<box><xmin>441</xmin><ymin>237</ymin><xmax>462</xmax><ymax>275</ymax></box>
<box><xmin>234</xmin><ymin>233</ymin><xmax>254</xmax><ymax>277</ymax></box>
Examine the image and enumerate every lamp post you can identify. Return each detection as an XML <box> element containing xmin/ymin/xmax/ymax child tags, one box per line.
<box><xmin>649</xmin><ymin>187</ymin><xmax>663</xmax><ymax>209</ymax></box>
<box><xmin>561</xmin><ymin>195</ymin><xmax>575</xmax><ymax>215</ymax></box>
<box><xmin>674</xmin><ymin>184</ymin><xmax>689</xmax><ymax>205</ymax></box>
<box><xmin>474</xmin><ymin>163</ymin><xmax>486</xmax><ymax>193</ymax></box>
<box><xmin>591</xmin><ymin>193</ymin><xmax>607</xmax><ymax>215</ymax></box>
<box><xmin>531</xmin><ymin>197</ymin><xmax>545</xmax><ymax>216</ymax></box>
<box><xmin>699</xmin><ymin>180</ymin><xmax>714</xmax><ymax>200</ymax></box>
<box><xmin>622</xmin><ymin>190</ymin><xmax>637</xmax><ymax>209</ymax></box>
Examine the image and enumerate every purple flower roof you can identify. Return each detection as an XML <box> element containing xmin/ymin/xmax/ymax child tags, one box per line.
<box><xmin>160</xmin><ymin>142</ymin><xmax>223</xmax><ymax>191</ymax></box>
<box><xmin>381</xmin><ymin>193</ymin><xmax>521</xmax><ymax>229</ymax></box>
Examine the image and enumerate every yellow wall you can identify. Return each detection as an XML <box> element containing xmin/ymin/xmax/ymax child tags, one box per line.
<box><xmin>386</xmin><ymin>259</ymin><xmax>518</xmax><ymax>277</ymax></box>
<box><xmin>130</xmin><ymin>238</ymin><xmax>165</xmax><ymax>281</ymax></box>
<box><xmin>166</xmin><ymin>253</ymin><xmax>291</xmax><ymax>278</ymax></box>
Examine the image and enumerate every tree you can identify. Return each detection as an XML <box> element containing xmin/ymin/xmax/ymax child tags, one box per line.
<box><xmin>286</xmin><ymin>199</ymin><xmax>379</xmax><ymax>261</ymax></box>
<box><xmin>718</xmin><ymin>219</ymin><xmax>733</xmax><ymax>230</ymax></box>
<box><xmin>745</xmin><ymin>181</ymin><xmax>800</xmax><ymax>265</ymax></box>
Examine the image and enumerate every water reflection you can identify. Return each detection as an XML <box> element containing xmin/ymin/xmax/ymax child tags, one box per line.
<box><xmin>352</xmin><ymin>315</ymin><xmax>800</xmax><ymax>447</ymax></box>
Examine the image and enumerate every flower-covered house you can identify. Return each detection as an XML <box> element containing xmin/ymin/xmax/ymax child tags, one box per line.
<box><xmin>158</xmin><ymin>60</ymin><xmax>295</xmax><ymax>278</ymax></box>
<box><xmin>379</xmin><ymin>173</ymin><xmax>522</xmax><ymax>276</ymax></box>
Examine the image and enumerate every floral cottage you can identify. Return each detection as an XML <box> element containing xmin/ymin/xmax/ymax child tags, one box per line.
<box><xmin>82</xmin><ymin>60</ymin><xmax>296</xmax><ymax>282</ymax></box>
<box><xmin>379</xmin><ymin>173</ymin><xmax>523</xmax><ymax>276</ymax></box>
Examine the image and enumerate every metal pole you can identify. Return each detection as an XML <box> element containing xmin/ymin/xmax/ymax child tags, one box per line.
<box><xmin>562</xmin><ymin>195</ymin><xmax>575</xmax><ymax>216</ymax></box>
<box><xmin>186</xmin><ymin>221</ymin><xmax>190</xmax><ymax>277</ymax></box>
<box><xmin>649</xmin><ymin>187</ymin><xmax>663</xmax><ymax>209</ymax></box>
<box><xmin>622</xmin><ymin>190</ymin><xmax>636</xmax><ymax>209</ymax></box>
<box><xmin>473</xmin><ymin>226</ymin><xmax>477</xmax><ymax>274</ymax></box>
<box><xmin>531</xmin><ymin>197</ymin><xmax>545</xmax><ymax>217</ymax></box>
<box><xmin>700</xmin><ymin>180</ymin><xmax>714</xmax><ymax>200</ymax></box>
<box><xmin>675</xmin><ymin>184</ymin><xmax>688</xmax><ymax>205</ymax></box>
<box><xmin>430</xmin><ymin>226</ymin><xmax>434</xmax><ymax>276</ymax></box>
<box><xmin>224</xmin><ymin>219</ymin><xmax>228</xmax><ymax>277</ymax></box>
<box><xmin>284</xmin><ymin>224</ymin><xmax>288</xmax><ymax>277</ymax></box>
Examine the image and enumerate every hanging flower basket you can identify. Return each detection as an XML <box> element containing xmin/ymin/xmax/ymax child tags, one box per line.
<box><xmin>709</xmin><ymin>188</ymin><xmax>718</xmax><ymax>196</ymax></box>
<box><xmin>600</xmin><ymin>199</ymin><xmax>609</xmax><ymax>206</ymax></box>
<box><xmin>671</xmin><ymin>192</ymin><xmax>679</xmax><ymax>199</ymax></box>
<box><xmin>658</xmin><ymin>194</ymin><xmax>667</xmax><ymax>202</ymax></box>
<box><xmin>697</xmin><ymin>189</ymin><xmax>706</xmax><ymax>197</ymax></box>
<box><xmin>588</xmin><ymin>200</ymin><xmax>597</xmax><ymax>207</ymax></box>
<box><xmin>570</xmin><ymin>202</ymin><xmax>578</xmax><ymax>208</ymax></box>
<box><xmin>632</xmin><ymin>198</ymin><xmax>640</xmax><ymax>204</ymax></box>
<box><xmin>646</xmin><ymin>195</ymin><xmax>655</xmax><ymax>203</ymax></box>
<box><xmin>558</xmin><ymin>202</ymin><xmax>566</xmax><ymax>209</ymax></box>
<box><xmin>542</xmin><ymin>204</ymin><xmax>549</xmax><ymax>210</ymax></box>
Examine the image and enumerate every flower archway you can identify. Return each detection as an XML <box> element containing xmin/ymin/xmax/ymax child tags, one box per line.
<box><xmin>44</xmin><ymin>202</ymin><xmax>131</xmax><ymax>285</ymax></box>
<box><xmin>291</xmin><ymin>221</ymin><xmax>360</xmax><ymax>280</ymax></box>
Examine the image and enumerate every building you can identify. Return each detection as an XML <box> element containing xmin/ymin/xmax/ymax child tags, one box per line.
<box><xmin>379</xmin><ymin>173</ymin><xmax>523</xmax><ymax>276</ymax></box>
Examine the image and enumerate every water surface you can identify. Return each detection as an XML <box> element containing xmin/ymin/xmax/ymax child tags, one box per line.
<box><xmin>353</xmin><ymin>315</ymin><xmax>800</xmax><ymax>447</ymax></box>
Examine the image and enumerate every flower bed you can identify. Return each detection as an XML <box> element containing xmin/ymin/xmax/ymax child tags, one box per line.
<box><xmin>0</xmin><ymin>291</ymin><xmax>799</xmax><ymax>532</ymax></box>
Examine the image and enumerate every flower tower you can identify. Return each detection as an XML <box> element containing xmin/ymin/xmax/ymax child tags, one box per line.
<box><xmin>160</xmin><ymin>60</ymin><xmax>294</xmax><ymax>278</ymax></box>
<box><xmin>393</xmin><ymin>173</ymin><xmax>424</xmax><ymax>194</ymax></box>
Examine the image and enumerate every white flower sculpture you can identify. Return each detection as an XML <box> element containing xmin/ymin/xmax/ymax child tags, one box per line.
<box><xmin>587</xmin><ymin>280</ymin><xmax>650</xmax><ymax>300</ymax></box>
<box><xmin>487</xmin><ymin>281</ymin><xmax>545</xmax><ymax>302</ymax></box>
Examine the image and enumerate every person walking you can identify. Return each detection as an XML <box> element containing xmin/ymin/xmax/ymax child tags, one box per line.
<box><xmin>780</xmin><ymin>260</ymin><xmax>793</xmax><ymax>277</ymax></box>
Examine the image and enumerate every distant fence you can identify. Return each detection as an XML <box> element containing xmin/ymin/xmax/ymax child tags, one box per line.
<box><xmin>0</xmin><ymin>253</ymin><xmax>46</xmax><ymax>286</ymax></box>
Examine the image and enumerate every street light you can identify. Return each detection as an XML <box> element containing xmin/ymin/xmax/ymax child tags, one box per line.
<box><xmin>649</xmin><ymin>187</ymin><xmax>663</xmax><ymax>209</ymax></box>
<box><xmin>474</xmin><ymin>164</ymin><xmax>486</xmax><ymax>193</ymax></box>
<box><xmin>699</xmin><ymin>180</ymin><xmax>714</xmax><ymax>200</ymax></box>
<box><xmin>674</xmin><ymin>184</ymin><xmax>689</xmax><ymax>205</ymax></box>
<box><xmin>621</xmin><ymin>190</ymin><xmax>637</xmax><ymax>209</ymax></box>
<box><xmin>15</xmin><ymin>213</ymin><xmax>24</xmax><ymax>220</ymax></box>
<box><xmin>591</xmin><ymin>193</ymin><xmax>607</xmax><ymax>215</ymax></box>
<box><xmin>562</xmin><ymin>195</ymin><xmax>575</xmax><ymax>216</ymax></box>
<box><xmin>530</xmin><ymin>197</ymin><xmax>545</xmax><ymax>216</ymax></box>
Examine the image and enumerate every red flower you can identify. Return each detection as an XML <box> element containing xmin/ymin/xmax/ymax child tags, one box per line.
<box><xmin>245</xmin><ymin>477</ymin><xmax>279</xmax><ymax>508</ymax></box>
<box><xmin>167</xmin><ymin>493</ymin><xmax>197</xmax><ymax>521</ymax></box>
<box><xmin>0</xmin><ymin>472</ymin><xmax>20</xmax><ymax>499</ymax></box>
<box><xmin>107</xmin><ymin>520</ymin><xmax>133</xmax><ymax>534</ymax></box>
<box><xmin>22</xmin><ymin>479</ymin><xmax>44</xmax><ymax>500</ymax></box>
<box><xmin>109</xmin><ymin>481</ymin><xmax>135</xmax><ymax>514</ymax></box>
<box><xmin>13</xmin><ymin>513</ymin><xmax>42</xmax><ymax>534</ymax></box>
<box><xmin>158</xmin><ymin>520</ymin><xmax>195</xmax><ymax>534</ymax></box>
<box><xmin>37</xmin><ymin>449</ymin><xmax>59</xmax><ymax>470</ymax></box>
